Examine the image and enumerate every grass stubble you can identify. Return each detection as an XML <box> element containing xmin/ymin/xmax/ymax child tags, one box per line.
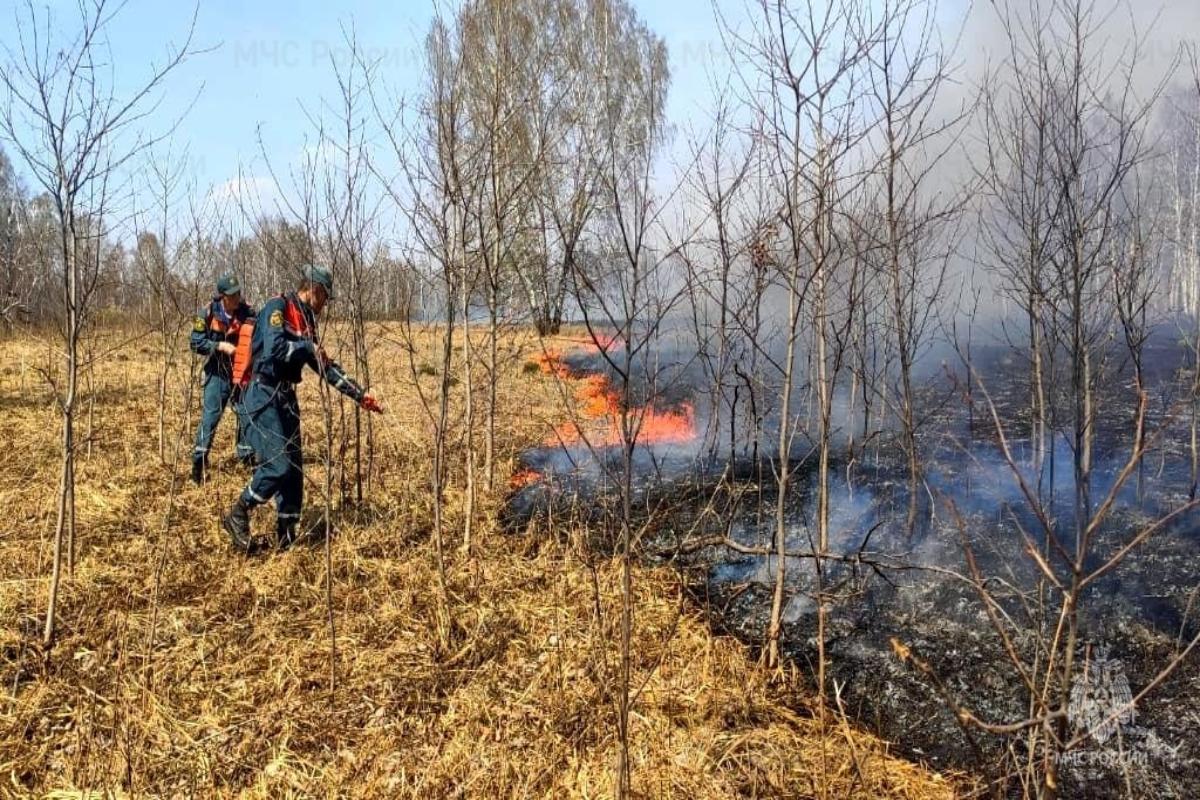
<box><xmin>0</xmin><ymin>327</ymin><xmax>969</xmax><ymax>798</ymax></box>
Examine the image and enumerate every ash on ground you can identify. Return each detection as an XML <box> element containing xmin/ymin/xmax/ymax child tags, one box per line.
<box><xmin>506</xmin><ymin>340</ymin><xmax>1200</xmax><ymax>798</ymax></box>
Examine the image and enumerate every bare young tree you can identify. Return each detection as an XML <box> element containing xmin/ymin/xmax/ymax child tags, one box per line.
<box><xmin>724</xmin><ymin>1</ymin><xmax>878</xmax><ymax>693</ymax></box>
<box><xmin>317</xmin><ymin>28</ymin><xmax>382</xmax><ymax>505</ymax></box>
<box><xmin>457</xmin><ymin>0</ymin><xmax>550</xmax><ymax>493</ymax></box>
<box><xmin>572</xmin><ymin>90</ymin><xmax>672</xmax><ymax>800</ymax></box>
<box><xmin>369</xmin><ymin>9</ymin><xmax>482</xmax><ymax>599</ymax></box>
<box><xmin>677</xmin><ymin>95</ymin><xmax>761</xmax><ymax>467</ymax></box>
<box><xmin>1165</xmin><ymin>48</ymin><xmax>1200</xmax><ymax>496</ymax></box>
<box><xmin>136</xmin><ymin>147</ymin><xmax>192</xmax><ymax>464</ymax></box>
<box><xmin>864</xmin><ymin>0</ymin><xmax>963</xmax><ymax>534</ymax></box>
<box><xmin>1018</xmin><ymin>1</ymin><xmax>1161</xmax><ymax>789</ymax></box>
<box><xmin>908</xmin><ymin>1</ymin><xmax>1179</xmax><ymax>795</ymax></box>
<box><xmin>0</xmin><ymin>0</ymin><xmax>197</xmax><ymax>646</ymax></box>
<box><xmin>1111</xmin><ymin>178</ymin><xmax>1161</xmax><ymax>503</ymax></box>
<box><xmin>977</xmin><ymin>1</ymin><xmax>1059</xmax><ymax>485</ymax></box>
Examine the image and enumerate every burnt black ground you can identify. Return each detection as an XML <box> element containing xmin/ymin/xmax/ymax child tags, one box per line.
<box><xmin>506</xmin><ymin>334</ymin><xmax>1200</xmax><ymax>798</ymax></box>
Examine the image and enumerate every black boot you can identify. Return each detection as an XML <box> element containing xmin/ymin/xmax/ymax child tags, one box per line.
<box><xmin>190</xmin><ymin>458</ymin><xmax>206</xmax><ymax>485</ymax></box>
<box><xmin>223</xmin><ymin>498</ymin><xmax>254</xmax><ymax>553</ymax></box>
<box><xmin>275</xmin><ymin>518</ymin><xmax>298</xmax><ymax>551</ymax></box>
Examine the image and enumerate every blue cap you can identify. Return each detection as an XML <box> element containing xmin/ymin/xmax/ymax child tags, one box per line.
<box><xmin>216</xmin><ymin>273</ymin><xmax>241</xmax><ymax>297</ymax></box>
<box><xmin>303</xmin><ymin>264</ymin><xmax>335</xmax><ymax>299</ymax></box>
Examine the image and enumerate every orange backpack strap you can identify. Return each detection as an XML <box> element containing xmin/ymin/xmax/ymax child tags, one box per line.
<box><xmin>206</xmin><ymin>299</ymin><xmax>232</xmax><ymax>334</ymax></box>
<box><xmin>231</xmin><ymin>319</ymin><xmax>255</xmax><ymax>388</ymax></box>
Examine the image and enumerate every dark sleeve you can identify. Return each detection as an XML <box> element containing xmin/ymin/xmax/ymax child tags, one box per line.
<box><xmin>317</xmin><ymin>356</ymin><xmax>366</xmax><ymax>402</ymax></box>
<box><xmin>301</xmin><ymin>316</ymin><xmax>365</xmax><ymax>400</ymax></box>
<box><xmin>189</xmin><ymin>306</ymin><xmax>214</xmax><ymax>356</ymax></box>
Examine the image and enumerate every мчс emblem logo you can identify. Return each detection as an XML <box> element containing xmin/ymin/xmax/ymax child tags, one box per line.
<box><xmin>1068</xmin><ymin>649</ymin><xmax>1135</xmax><ymax>745</ymax></box>
<box><xmin>269</xmin><ymin>309</ymin><xmax>283</xmax><ymax>327</ymax></box>
<box><xmin>193</xmin><ymin>316</ymin><xmax>206</xmax><ymax>333</ymax></box>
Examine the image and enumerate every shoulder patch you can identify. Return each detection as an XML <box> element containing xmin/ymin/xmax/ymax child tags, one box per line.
<box><xmin>269</xmin><ymin>309</ymin><xmax>284</xmax><ymax>327</ymax></box>
<box><xmin>193</xmin><ymin>316</ymin><xmax>206</xmax><ymax>333</ymax></box>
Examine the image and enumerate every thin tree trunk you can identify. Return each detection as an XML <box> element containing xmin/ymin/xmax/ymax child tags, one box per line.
<box><xmin>1031</xmin><ymin>299</ymin><xmax>1047</xmax><ymax>486</ymax></box>
<box><xmin>432</xmin><ymin>279</ymin><xmax>455</xmax><ymax>598</ymax></box>
<box><xmin>46</xmin><ymin>227</ymin><xmax>79</xmax><ymax>645</ymax></box>
<box><xmin>86</xmin><ymin>354</ymin><xmax>96</xmax><ymax>461</ymax></box>
<box><xmin>486</xmin><ymin>277</ymin><xmax>498</xmax><ymax>493</ymax></box>
<box><xmin>616</xmin><ymin>331</ymin><xmax>635</xmax><ymax>799</ymax></box>
<box><xmin>767</xmin><ymin>260</ymin><xmax>800</xmax><ymax>670</ymax></box>
<box><xmin>461</xmin><ymin>274</ymin><xmax>476</xmax><ymax>556</ymax></box>
<box><xmin>323</xmin><ymin>387</ymin><xmax>337</xmax><ymax>693</ymax></box>
<box><xmin>158</xmin><ymin>297</ymin><xmax>168</xmax><ymax>464</ymax></box>
<box><xmin>814</xmin><ymin>156</ymin><xmax>832</xmax><ymax>710</ymax></box>
<box><xmin>352</xmin><ymin>269</ymin><xmax>369</xmax><ymax>504</ymax></box>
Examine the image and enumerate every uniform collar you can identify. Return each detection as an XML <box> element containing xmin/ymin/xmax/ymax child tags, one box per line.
<box><xmin>213</xmin><ymin>298</ymin><xmax>249</xmax><ymax>324</ymax></box>
<box><xmin>286</xmin><ymin>292</ymin><xmax>318</xmax><ymax>333</ymax></box>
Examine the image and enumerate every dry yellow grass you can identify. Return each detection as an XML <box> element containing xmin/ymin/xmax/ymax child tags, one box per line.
<box><xmin>0</xmin><ymin>324</ymin><xmax>970</xmax><ymax>798</ymax></box>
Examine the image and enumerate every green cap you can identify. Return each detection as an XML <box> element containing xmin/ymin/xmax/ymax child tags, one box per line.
<box><xmin>216</xmin><ymin>273</ymin><xmax>241</xmax><ymax>297</ymax></box>
<box><xmin>303</xmin><ymin>264</ymin><xmax>335</xmax><ymax>299</ymax></box>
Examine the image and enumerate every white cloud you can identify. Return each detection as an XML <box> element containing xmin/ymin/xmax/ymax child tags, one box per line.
<box><xmin>203</xmin><ymin>174</ymin><xmax>284</xmax><ymax>225</ymax></box>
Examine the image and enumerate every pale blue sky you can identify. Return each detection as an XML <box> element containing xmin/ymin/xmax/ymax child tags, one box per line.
<box><xmin>2</xmin><ymin>0</ymin><xmax>1195</xmax><ymax>233</ymax></box>
<box><xmin>0</xmin><ymin>0</ymin><xmax>753</xmax><ymax>209</ymax></box>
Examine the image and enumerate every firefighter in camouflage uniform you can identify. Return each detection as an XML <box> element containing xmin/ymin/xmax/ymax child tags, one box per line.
<box><xmin>190</xmin><ymin>274</ymin><xmax>256</xmax><ymax>484</ymax></box>
<box><xmin>222</xmin><ymin>265</ymin><xmax>382</xmax><ymax>553</ymax></box>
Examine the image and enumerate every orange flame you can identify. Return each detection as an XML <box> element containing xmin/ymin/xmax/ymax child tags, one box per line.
<box><xmin>635</xmin><ymin>403</ymin><xmax>697</xmax><ymax>445</ymax></box>
<box><xmin>535</xmin><ymin>336</ymin><xmax>695</xmax><ymax>450</ymax></box>
<box><xmin>509</xmin><ymin>468</ymin><xmax>542</xmax><ymax>489</ymax></box>
<box><xmin>575</xmin><ymin>374</ymin><xmax>620</xmax><ymax>417</ymax></box>
<box><xmin>535</xmin><ymin>348</ymin><xmax>572</xmax><ymax>378</ymax></box>
<box><xmin>545</xmin><ymin>370</ymin><xmax>696</xmax><ymax>448</ymax></box>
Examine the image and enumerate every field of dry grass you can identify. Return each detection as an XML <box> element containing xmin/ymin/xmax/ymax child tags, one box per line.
<box><xmin>0</xmin><ymin>324</ymin><xmax>968</xmax><ymax>798</ymax></box>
